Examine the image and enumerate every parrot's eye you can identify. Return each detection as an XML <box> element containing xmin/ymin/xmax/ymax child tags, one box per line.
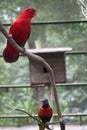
<box><xmin>29</xmin><ymin>9</ymin><xmax>36</xmax><ymax>13</ymax></box>
<box><xmin>29</xmin><ymin>9</ymin><xmax>34</xmax><ymax>12</ymax></box>
<box><xmin>29</xmin><ymin>10</ymin><xmax>32</xmax><ymax>12</ymax></box>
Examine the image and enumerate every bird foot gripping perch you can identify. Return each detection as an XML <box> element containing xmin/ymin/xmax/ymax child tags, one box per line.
<box><xmin>15</xmin><ymin>108</ymin><xmax>51</xmax><ymax>130</ymax></box>
<box><xmin>15</xmin><ymin>107</ymin><xmax>64</xmax><ymax>130</ymax></box>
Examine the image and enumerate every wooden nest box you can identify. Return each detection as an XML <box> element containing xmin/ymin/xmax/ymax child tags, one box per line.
<box><xmin>29</xmin><ymin>48</ymin><xmax>72</xmax><ymax>86</ymax></box>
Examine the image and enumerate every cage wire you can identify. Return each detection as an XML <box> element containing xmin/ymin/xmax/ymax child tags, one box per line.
<box><xmin>77</xmin><ymin>0</ymin><xmax>87</xmax><ymax>18</ymax></box>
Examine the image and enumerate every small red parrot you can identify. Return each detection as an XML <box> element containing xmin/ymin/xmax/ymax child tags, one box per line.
<box><xmin>3</xmin><ymin>8</ymin><xmax>36</xmax><ymax>63</ymax></box>
<box><xmin>38</xmin><ymin>98</ymin><xmax>53</xmax><ymax>130</ymax></box>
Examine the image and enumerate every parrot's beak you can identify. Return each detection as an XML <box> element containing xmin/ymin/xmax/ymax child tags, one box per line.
<box><xmin>34</xmin><ymin>9</ymin><xmax>37</xmax><ymax>17</ymax></box>
<box><xmin>34</xmin><ymin>12</ymin><xmax>37</xmax><ymax>17</ymax></box>
<box><xmin>40</xmin><ymin>102</ymin><xmax>44</xmax><ymax>107</ymax></box>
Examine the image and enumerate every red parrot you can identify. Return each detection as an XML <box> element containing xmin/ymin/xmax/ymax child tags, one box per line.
<box><xmin>38</xmin><ymin>98</ymin><xmax>53</xmax><ymax>130</ymax></box>
<box><xmin>3</xmin><ymin>8</ymin><xmax>36</xmax><ymax>63</ymax></box>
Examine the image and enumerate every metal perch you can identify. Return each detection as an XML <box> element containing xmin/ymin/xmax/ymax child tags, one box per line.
<box><xmin>0</xmin><ymin>20</ymin><xmax>65</xmax><ymax>130</ymax></box>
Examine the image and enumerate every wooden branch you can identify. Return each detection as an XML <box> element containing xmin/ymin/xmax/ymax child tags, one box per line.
<box><xmin>77</xmin><ymin>0</ymin><xmax>86</xmax><ymax>9</ymax></box>
<box><xmin>77</xmin><ymin>0</ymin><xmax>87</xmax><ymax>19</ymax></box>
<box><xmin>15</xmin><ymin>108</ymin><xmax>41</xmax><ymax>123</ymax></box>
<box><xmin>15</xmin><ymin>108</ymin><xmax>61</xmax><ymax>125</ymax></box>
<box><xmin>0</xmin><ymin>20</ymin><xmax>65</xmax><ymax>130</ymax></box>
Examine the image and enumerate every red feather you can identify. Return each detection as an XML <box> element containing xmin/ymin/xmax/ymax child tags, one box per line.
<box><xmin>3</xmin><ymin>8</ymin><xmax>36</xmax><ymax>63</ymax></box>
<box><xmin>38</xmin><ymin>106</ymin><xmax>53</xmax><ymax>117</ymax></box>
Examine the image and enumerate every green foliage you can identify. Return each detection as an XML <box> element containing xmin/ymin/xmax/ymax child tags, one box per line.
<box><xmin>57</xmin><ymin>86</ymin><xmax>87</xmax><ymax>114</ymax></box>
<box><xmin>66</xmin><ymin>55</ymin><xmax>87</xmax><ymax>82</ymax></box>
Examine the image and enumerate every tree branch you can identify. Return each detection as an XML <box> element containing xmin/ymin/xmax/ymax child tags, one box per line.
<box><xmin>77</xmin><ymin>0</ymin><xmax>86</xmax><ymax>9</ymax></box>
<box><xmin>15</xmin><ymin>108</ymin><xmax>51</xmax><ymax>130</ymax></box>
<box><xmin>0</xmin><ymin>20</ymin><xmax>65</xmax><ymax>130</ymax></box>
<box><xmin>77</xmin><ymin>0</ymin><xmax>87</xmax><ymax>19</ymax></box>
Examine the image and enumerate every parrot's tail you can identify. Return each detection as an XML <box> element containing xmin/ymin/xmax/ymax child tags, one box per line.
<box><xmin>39</xmin><ymin>124</ymin><xmax>45</xmax><ymax>130</ymax></box>
<box><xmin>3</xmin><ymin>49</ymin><xmax>19</xmax><ymax>63</ymax></box>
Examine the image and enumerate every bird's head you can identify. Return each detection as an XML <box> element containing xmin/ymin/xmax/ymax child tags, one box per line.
<box><xmin>40</xmin><ymin>98</ymin><xmax>49</xmax><ymax>108</ymax></box>
<box><xmin>20</xmin><ymin>8</ymin><xmax>37</xmax><ymax>19</ymax></box>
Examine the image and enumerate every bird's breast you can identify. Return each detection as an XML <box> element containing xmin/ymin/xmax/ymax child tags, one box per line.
<box><xmin>38</xmin><ymin>107</ymin><xmax>53</xmax><ymax>117</ymax></box>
